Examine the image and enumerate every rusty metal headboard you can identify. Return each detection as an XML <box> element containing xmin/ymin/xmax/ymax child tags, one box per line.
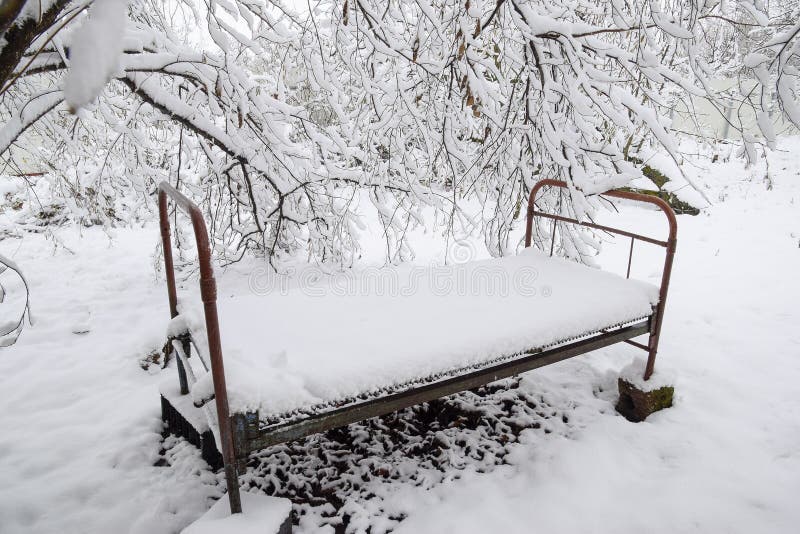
<box><xmin>158</xmin><ymin>182</ymin><xmax>242</xmax><ymax>514</ymax></box>
<box><xmin>524</xmin><ymin>179</ymin><xmax>678</xmax><ymax>381</ymax></box>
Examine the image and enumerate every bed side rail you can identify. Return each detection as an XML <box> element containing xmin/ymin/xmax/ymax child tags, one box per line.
<box><xmin>158</xmin><ymin>181</ymin><xmax>242</xmax><ymax>514</ymax></box>
<box><xmin>524</xmin><ymin>179</ymin><xmax>677</xmax><ymax>381</ymax></box>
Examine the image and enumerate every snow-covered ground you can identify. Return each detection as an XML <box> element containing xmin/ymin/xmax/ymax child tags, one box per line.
<box><xmin>1</xmin><ymin>139</ymin><xmax>799</xmax><ymax>533</ymax></box>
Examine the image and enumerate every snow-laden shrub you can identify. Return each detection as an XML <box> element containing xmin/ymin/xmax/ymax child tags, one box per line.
<box><xmin>0</xmin><ymin>0</ymin><xmax>798</xmax><ymax>267</ymax></box>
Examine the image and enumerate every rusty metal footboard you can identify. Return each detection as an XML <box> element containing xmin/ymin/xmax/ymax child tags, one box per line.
<box><xmin>524</xmin><ymin>179</ymin><xmax>678</xmax><ymax>380</ymax></box>
<box><xmin>158</xmin><ymin>182</ymin><xmax>242</xmax><ymax>514</ymax></box>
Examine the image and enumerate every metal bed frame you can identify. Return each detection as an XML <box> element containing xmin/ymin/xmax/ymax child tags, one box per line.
<box><xmin>158</xmin><ymin>178</ymin><xmax>677</xmax><ymax>515</ymax></box>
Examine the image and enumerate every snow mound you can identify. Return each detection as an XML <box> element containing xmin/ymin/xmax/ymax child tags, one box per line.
<box><xmin>181</xmin><ymin>492</ymin><xmax>291</xmax><ymax>534</ymax></box>
<box><xmin>620</xmin><ymin>358</ymin><xmax>677</xmax><ymax>391</ymax></box>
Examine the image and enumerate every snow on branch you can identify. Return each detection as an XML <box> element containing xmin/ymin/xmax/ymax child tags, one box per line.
<box><xmin>63</xmin><ymin>0</ymin><xmax>129</xmax><ymax>111</ymax></box>
<box><xmin>0</xmin><ymin>90</ymin><xmax>63</xmax><ymax>155</ymax></box>
<box><xmin>0</xmin><ymin>0</ymin><xmax>797</xmax><ymax>265</ymax></box>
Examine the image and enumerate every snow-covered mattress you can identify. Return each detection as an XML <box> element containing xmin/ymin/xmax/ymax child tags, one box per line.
<box><xmin>181</xmin><ymin>249</ymin><xmax>658</xmax><ymax>421</ymax></box>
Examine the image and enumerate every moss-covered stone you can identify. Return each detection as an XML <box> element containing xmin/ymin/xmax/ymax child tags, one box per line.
<box><xmin>616</xmin><ymin>378</ymin><xmax>674</xmax><ymax>422</ymax></box>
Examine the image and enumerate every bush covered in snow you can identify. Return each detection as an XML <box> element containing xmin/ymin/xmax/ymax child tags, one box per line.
<box><xmin>1</xmin><ymin>0</ymin><xmax>798</xmax><ymax>266</ymax></box>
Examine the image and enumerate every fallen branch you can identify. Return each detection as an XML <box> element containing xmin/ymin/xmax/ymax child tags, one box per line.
<box><xmin>0</xmin><ymin>252</ymin><xmax>33</xmax><ymax>347</ymax></box>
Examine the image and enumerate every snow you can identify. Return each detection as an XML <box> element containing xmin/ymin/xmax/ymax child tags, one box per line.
<box><xmin>185</xmin><ymin>250</ymin><xmax>658</xmax><ymax>419</ymax></box>
<box><xmin>181</xmin><ymin>492</ymin><xmax>290</xmax><ymax>534</ymax></box>
<box><xmin>1</xmin><ymin>138</ymin><xmax>799</xmax><ymax>533</ymax></box>
<box><xmin>11</xmin><ymin>0</ymin><xmax>61</xmax><ymax>27</ymax></box>
<box><xmin>0</xmin><ymin>90</ymin><xmax>64</xmax><ymax>155</ymax></box>
<box><xmin>160</xmin><ymin>380</ymin><xmax>210</xmax><ymax>434</ymax></box>
<box><xmin>619</xmin><ymin>358</ymin><xmax>676</xmax><ymax>391</ymax></box>
<box><xmin>63</xmin><ymin>0</ymin><xmax>129</xmax><ymax>111</ymax></box>
<box><xmin>0</xmin><ymin>229</ymin><xmax>223</xmax><ymax>533</ymax></box>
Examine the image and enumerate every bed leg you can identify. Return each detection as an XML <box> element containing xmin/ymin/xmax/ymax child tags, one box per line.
<box><xmin>176</xmin><ymin>336</ymin><xmax>190</xmax><ymax>395</ymax></box>
<box><xmin>221</xmin><ymin>414</ymin><xmax>246</xmax><ymax>514</ymax></box>
<box><xmin>643</xmin><ymin>300</ymin><xmax>664</xmax><ymax>381</ymax></box>
<box><xmin>644</xmin><ymin>329</ymin><xmax>659</xmax><ymax>382</ymax></box>
<box><xmin>223</xmin><ymin>462</ymin><xmax>241</xmax><ymax>514</ymax></box>
<box><xmin>175</xmin><ymin>359</ymin><xmax>189</xmax><ymax>395</ymax></box>
<box><xmin>645</xmin><ymin>233</ymin><xmax>677</xmax><ymax>380</ymax></box>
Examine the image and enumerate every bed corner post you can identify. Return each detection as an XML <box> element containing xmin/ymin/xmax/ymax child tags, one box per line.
<box><xmin>192</xmin><ymin>210</ymin><xmax>243</xmax><ymax>516</ymax></box>
<box><xmin>643</xmin><ymin>205</ymin><xmax>678</xmax><ymax>382</ymax></box>
<box><xmin>159</xmin><ymin>191</ymin><xmax>189</xmax><ymax>395</ymax></box>
<box><xmin>158</xmin><ymin>182</ymin><xmax>242</xmax><ymax>515</ymax></box>
<box><xmin>524</xmin><ymin>179</ymin><xmax>552</xmax><ymax>249</ymax></box>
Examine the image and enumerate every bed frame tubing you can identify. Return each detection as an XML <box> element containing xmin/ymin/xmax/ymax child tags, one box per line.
<box><xmin>158</xmin><ymin>182</ymin><xmax>243</xmax><ymax>514</ymax></box>
<box><xmin>524</xmin><ymin>179</ymin><xmax>678</xmax><ymax>381</ymax></box>
<box><xmin>158</xmin><ymin>179</ymin><xmax>676</xmax><ymax>517</ymax></box>
<box><xmin>245</xmin><ymin>320</ymin><xmax>650</xmax><ymax>451</ymax></box>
